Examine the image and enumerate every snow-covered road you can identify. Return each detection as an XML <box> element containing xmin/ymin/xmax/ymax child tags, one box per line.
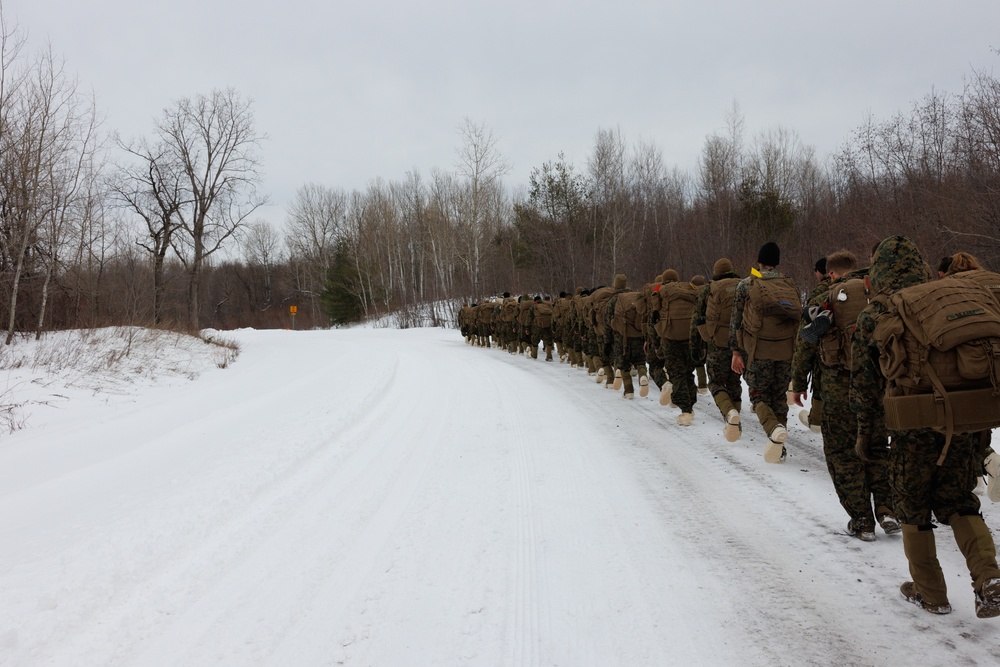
<box><xmin>1</xmin><ymin>327</ymin><xmax>998</xmax><ymax>666</ymax></box>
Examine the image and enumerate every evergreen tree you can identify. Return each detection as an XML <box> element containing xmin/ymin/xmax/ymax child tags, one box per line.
<box><xmin>320</xmin><ymin>239</ymin><xmax>365</xmax><ymax>326</ymax></box>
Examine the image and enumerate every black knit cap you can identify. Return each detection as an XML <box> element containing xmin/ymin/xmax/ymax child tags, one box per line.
<box><xmin>758</xmin><ymin>241</ymin><xmax>780</xmax><ymax>267</ymax></box>
<box><xmin>814</xmin><ymin>257</ymin><xmax>827</xmax><ymax>274</ymax></box>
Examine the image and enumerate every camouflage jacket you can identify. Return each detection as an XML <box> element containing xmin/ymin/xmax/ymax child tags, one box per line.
<box><xmin>808</xmin><ymin>275</ymin><xmax>832</xmax><ymax>304</ymax></box>
<box><xmin>848</xmin><ymin>237</ymin><xmax>930</xmax><ymax>436</ymax></box>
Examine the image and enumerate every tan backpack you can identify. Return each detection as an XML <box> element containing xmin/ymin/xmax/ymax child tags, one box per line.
<box><xmin>699</xmin><ymin>277</ymin><xmax>740</xmax><ymax>347</ymax></box>
<box><xmin>654</xmin><ymin>282</ymin><xmax>697</xmax><ymax>341</ymax></box>
<box><xmin>533</xmin><ymin>301</ymin><xmax>553</xmax><ymax>327</ymax></box>
<box><xmin>737</xmin><ymin>275</ymin><xmax>801</xmax><ymax>363</ymax></box>
<box><xmin>819</xmin><ymin>278</ymin><xmax>869</xmax><ymax>370</ymax></box>
<box><xmin>589</xmin><ymin>287</ymin><xmax>615</xmax><ymax>336</ymax></box>
<box><xmin>873</xmin><ymin>278</ymin><xmax>1000</xmax><ymax>462</ymax></box>
<box><xmin>611</xmin><ymin>291</ymin><xmax>647</xmax><ymax>338</ymax></box>
<box><xmin>949</xmin><ymin>269</ymin><xmax>1000</xmax><ymax>303</ymax></box>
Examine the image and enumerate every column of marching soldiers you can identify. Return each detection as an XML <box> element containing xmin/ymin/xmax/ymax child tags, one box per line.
<box><xmin>456</xmin><ymin>238</ymin><xmax>1000</xmax><ymax>621</ymax></box>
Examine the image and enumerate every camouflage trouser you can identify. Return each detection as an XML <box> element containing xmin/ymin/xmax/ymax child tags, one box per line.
<box><xmin>532</xmin><ymin>325</ymin><xmax>554</xmax><ymax>358</ymax></box>
<box><xmin>890</xmin><ymin>429</ymin><xmax>981</xmax><ymax>527</ymax></box>
<box><xmin>502</xmin><ymin>321</ymin><xmax>517</xmax><ymax>349</ymax></box>
<box><xmin>597</xmin><ymin>333</ymin><xmax>613</xmax><ymax>368</ymax></box>
<box><xmin>743</xmin><ymin>357</ymin><xmax>791</xmax><ymax>433</ymax></box>
<box><xmin>583</xmin><ymin>330</ymin><xmax>597</xmax><ymax>357</ymax></box>
<box><xmin>613</xmin><ymin>335</ymin><xmax>646</xmax><ymax>373</ymax></box>
<box><xmin>706</xmin><ymin>343</ymin><xmax>742</xmax><ymax>417</ymax></box>
<box><xmin>821</xmin><ymin>368</ymin><xmax>892</xmax><ymax>529</ymax></box>
<box><xmin>661</xmin><ymin>338</ymin><xmax>697</xmax><ymax>412</ymax></box>
<box><xmin>645</xmin><ymin>331</ymin><xmax>667</xmax><ymax>390</ymax></box>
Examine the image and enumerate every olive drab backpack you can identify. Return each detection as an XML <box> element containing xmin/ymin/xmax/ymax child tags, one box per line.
<box><xmin>610</xmin><ymin>291</ymin><xmax>647</xmax><ymax>338</ymax></box>
<box><xmin>872</xmin><ymin>277</ymin><xmax>1000</xmax><ymax>462</ymax></box>
<box><xmin>654</xmin><ymin>282</ymin><xmax>697</xmax><ymax>341</ymax></box>
<box><xmin>699</xmin><ymin>277</ymin><xmax>740</xmax><ymax>347</ymax></box>
<box><xmin>737</xmin><ymin>274</ymin><xmax>801</xmax><ymax>363</ymax></box>
<box><xmin>819</xmin><ymin>278</ymin><xmax>869</xmax><ymax>370</ymax></box>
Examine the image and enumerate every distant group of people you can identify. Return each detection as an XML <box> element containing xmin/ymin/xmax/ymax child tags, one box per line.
<box><xmin>457</xmin><ymin>237</ymin><xmax>1000</xmax><ymax>620</ymax></box>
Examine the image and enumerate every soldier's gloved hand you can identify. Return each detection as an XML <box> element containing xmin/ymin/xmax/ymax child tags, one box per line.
<box><xmin>855</xmin><ymin>434</ymin><xmax>872</xmax><ymax>462</ymax></box>
<box><xmin>800</xmin><ymin>307</ymin><xmax>832</xmax><ymax>345</ymax></box>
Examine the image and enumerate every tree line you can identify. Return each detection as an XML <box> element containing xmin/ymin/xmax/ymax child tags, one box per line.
<box><xmin>2</xmin><ymin>6</ymin><xmax>999</xmax><ymax>337</ymax></box>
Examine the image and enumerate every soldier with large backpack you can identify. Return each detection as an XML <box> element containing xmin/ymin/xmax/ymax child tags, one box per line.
<box><xmin>531</xmin><ymin>295</ymin><xmax>555</xmax><ymax>361</ymax></box>
<box><xmin>653</xmin><ymin>270</ymin><xmax>698</xmax><ymax>425</ymax></box>
<box><xmin>798</xmin><ymin>257</ymin><xmax>832</xmax><ymax>431</ymax></box>
<box><xmin>850</xmin><ymin>236</ymin><xmax>1000</xmax><ymax>619</ymax></box>
<box><xmin>641</xmin><ymin>273</ymin><xmax>669</xmax><ymax>395</ymax></box>
<box><xmin>790</xmin><ymin>250</ymin><xmax>897</xmax><ymax>542</ymax></box>
<box><xmin>592</xmin><ymin>276</ymin><xmax>624</xmax><ymax>389</ymax></box>
<box><xmin>942</xmin><ymin>251</ymin><xmax>1000</xmax><ymax>503</ymax></box>
<box><xmin>730</xmin><ymin>242</ymin><xmax>801</xmax><ymax>463</ymax></box>
<box><xmin>608</xmin><ymin>276</ymin><xmax>649</xmax><ymax>399</ymax></box>
<box><xmin>692</xmin><ymin>258</ymin><xmax>744</xmax><ymax>441</ymax></box>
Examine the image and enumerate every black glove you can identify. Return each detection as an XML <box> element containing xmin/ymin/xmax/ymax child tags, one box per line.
<box><xmin>855</xmin><ymin>434</ymin><xmax>872</xmax><ymax>462</ymax></box>
<box><xmin>800</xmin><ymin>306</ymin><xmax>832</xmax><ymax>345</ymax></box>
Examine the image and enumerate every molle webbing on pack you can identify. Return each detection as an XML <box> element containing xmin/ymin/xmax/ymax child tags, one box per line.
<box><xmin>819</xmin><ymin>278</ymin><xmax>869</xmax><ymax>370</ymax></box>
<box><xmin>654</xmin><ymin>282</ymin><xmax>697</xmax><ymax>341</ymax></box>
<box><xmin>873</xmin><ymin>278</ymin><xmax>1000</xmax><ymax>464</ymax></box>
<box><xmin>610</xmin><ymin>291</ymin><xmax>647</xmax><ymax>338</ymax></box>
<box><xmin>737</xmin><ymin>275</ymin><xmax>801</xmax><ymax>363</ymax></box>
<box><xmin>700</xmin><ymin>277</ymin><xmax>740</xmax><ymax>347</ymax></box>
<box><xmin>533</xmin><ymin>301</ymin><xmax>553</xmax><ymax>327</ymax></box>
<box><xmin>589</xmin><ymin>287</ymin><xmax>615</xmax><ymax>336</ymax></box>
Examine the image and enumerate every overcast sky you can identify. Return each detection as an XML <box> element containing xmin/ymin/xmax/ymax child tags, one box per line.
<box><xmin>6</xmin><ymin>0</ymin><xmax>1000</xmax><ymax>228</ymax></box>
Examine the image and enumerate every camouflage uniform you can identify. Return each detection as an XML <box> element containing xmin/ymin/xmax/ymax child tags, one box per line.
<box><xmin>803</xmin><ymin>275</ymin><xmax>832</xmax><ymax>426</ymax></box>
<box><xmin>791</xmin><ymin>268</ymin><xmax>893</xmax><ymax>535</ymax></box>
<box><xmin>516</xmin><ymin>295</ymin><xmax>534</xmax><ymax>354</ymax></box>
<box><xmin>850</xmin><ymin>236</ymin><xmax>1000</xmax><ymax>615</ymax></box>
<box><xmin>643</xmin><ymin>276</ymin><xmax>668</xmax><ymax>391</ymax></box>
<box><xmin>692</xmin><ymin>269</ymin><xmax>744</xmax><ymax>419</ymax></box>
<box><xmin>729</xmin><ymin>268</ymin><xmax>795</xmax><ymax>438</ymax></box>
<box><xmin>606</xmin><ymin>286</ymin><xmax>647</xmax><ymax>397</ymax></box>
<box><xmin>531</xmin><ymin>298</ymin><xmax>555</xmax><ymax>361</ymax></box>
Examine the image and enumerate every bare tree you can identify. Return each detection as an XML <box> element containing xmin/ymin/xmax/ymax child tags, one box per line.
<box><xmin>156</xmin><ymin>88</ymin><xmax>267</xmax><ymax>331</ymax></box>
<box><xmin>284</xmin><ymin>183</ymin><xmax>347</xmax><ymax>319</ymax></box>
<box><xmin>113</xmin><ymin>136</ymin><xmax>186</xmax><ymax>324</ymax></box>
<box><xmin>455</xmin><ymin>117</ymin><xmax>510</xmax><ymax>295</ymax></box>
<box><xmin>1</xmin><ymin>42</ymin><xmax>96</xmax><ymax>344</ymax></box>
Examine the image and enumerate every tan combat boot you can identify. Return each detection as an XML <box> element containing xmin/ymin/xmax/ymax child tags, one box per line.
<box><xmin>900</xmin><ymin>524</ymin><xmax>952</xmax><ymax>614</ymax></box>
<box><xmin>755</xmin><ymin>403</ymin><xmax>787</xmax><ymax>463</ymax></box>
<box><xmin>949</xmin><ymin>513</ymin><xmax>1000</xmax><ymax>618</ymax></box>
<box><xmin>696</xmin><ymin>365</ymin><xmax>709</xmax><ymax>393</ymax></box>
<box><xmin>613</xmin><ymin>369</ymin><xmax>623</xmax><ymax>391</ymax></box>
<box><xmin>638</xmin><ymin>367</ymin><xmax>649</xmax><ymax>398</ymax></box>
<box><xmin>622</xmin><ymin>372</ymin><xmax>635</xmax><ymax>399</ymax></box>
<box><xmin>659</xmin><ymin>382</ymin><xmax>673</xmax><ymax>406</ymax></box>
<box><xmin>985</xmin><ymin>452</ymin><xmax>1000</xmax><ymax>503</ymax></box>
<box><xmin>714</xmin><ymin>392</ymin><xmax>741</xmax><ymax>442</ymax></box>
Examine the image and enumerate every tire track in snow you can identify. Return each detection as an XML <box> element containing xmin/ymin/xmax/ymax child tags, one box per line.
<box><xmin>482</xmin><ymin>357</ymin><xmax>543</xmax><ymax>667</ymax></box>
<box><xmin>529</xmin><ymin>357</ymin><xmax>999</xmax><ymax>666</ymax></box>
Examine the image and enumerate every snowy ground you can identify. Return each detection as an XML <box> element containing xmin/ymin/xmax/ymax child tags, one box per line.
<box><xmin>1</xmin><ymin>326</ymin><xmax>999</xmax><ymax>666</ymax></box>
